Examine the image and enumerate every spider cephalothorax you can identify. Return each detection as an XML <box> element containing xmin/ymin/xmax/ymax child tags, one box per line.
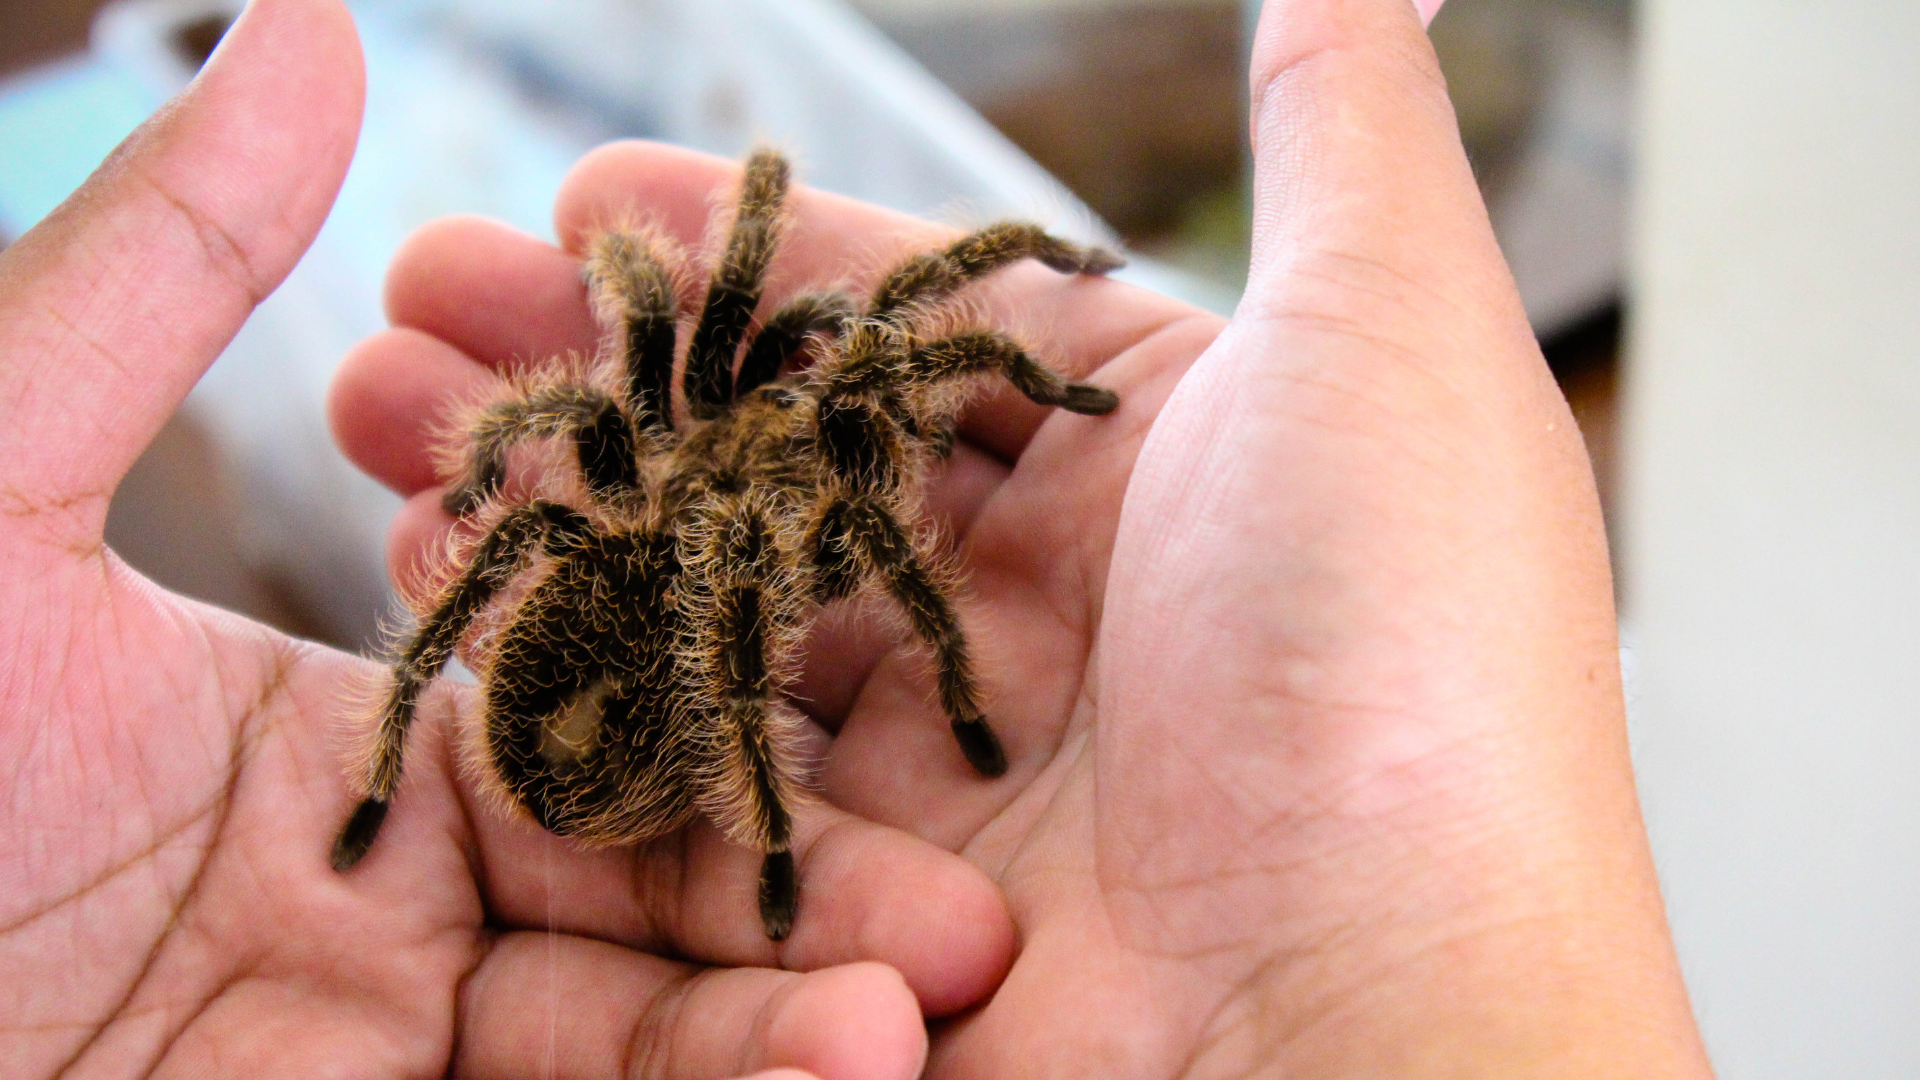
<box><xmin>329</xmin><ymin>149</ymin><xmax>1122</xmax><ymax>939</ymax></box>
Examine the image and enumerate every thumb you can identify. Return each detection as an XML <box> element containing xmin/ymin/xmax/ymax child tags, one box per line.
<box><xmin>1107</xmin><ymin>0</ymin><xmax>1604</xmax><ymax>809</ymax></box>
<box><xmin>1243</xmin><ymin>0</ymin><xmax>1523</xmax><ymax>350</ymax></box>
<box><xmin>0</xmin><ymin>0</ymin><xmax>363</xmax><ymax>547</ymax></box>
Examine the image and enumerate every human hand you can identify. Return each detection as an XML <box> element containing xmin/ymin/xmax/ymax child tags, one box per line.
<box><xmin>0</xmin><ymin>3</ymin><xmax>1008</xmax><ymax>1078</ymax></box>
<box><xmin>338</xmin><ymin>0</ymin><xmax>1713</xmax><ymax>1078</ymax></box>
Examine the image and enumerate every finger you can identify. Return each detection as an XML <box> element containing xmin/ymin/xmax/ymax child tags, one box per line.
<box><xmin>338</xmin><ymin>685</ymin><xmax>1014</xmax><ymax>1016</ymax></box>
<box><xmin>0</xmin><ymin>0</ymin><xmax>361</xmax><ymax>542</ymax></box>
<box><xmin>460</xmin><ymin>781</ymin><xmax>1016</xmax><ymax>1019</ymax></box>
<box><xmin>457</xmin><ymin>936</ymin><xmax>925</xmax><ymax>1080</ymax></box>
<box><xmin>331</xmin><ymin>327</ymin><xmax>500</xmax><ymax>496</ymax></box>
<box><xmin>385</xmin><ymin>215</ymin><xmax>599</xmax><ymax>374</ymax></box>
<box><xmin>385</xmin><ymin>486</ymin><xmax>460</xmax><ymax>599</ymax></box>
<box><xmin>1244</xmin><ymin>0</ymin><xmax>1523</xmax><ymax>349</ymax></box>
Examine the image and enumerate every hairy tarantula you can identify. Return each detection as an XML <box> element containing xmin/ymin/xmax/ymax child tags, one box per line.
<box><xmin>329</xmin><ymin>148</ymin><xmax>1122</xmax><ymax>940</ymax></box>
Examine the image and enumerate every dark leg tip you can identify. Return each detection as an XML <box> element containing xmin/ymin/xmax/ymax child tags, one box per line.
<box><xmin>1078</xmin><ymin>246</ymin><xmax>1126</xmax><ymax>275</ymax></box>
<box><xmin>1059</xmin><ymin>384</ymin><xmax>1120</xmax><ymax>416</ymax></box>
<box><xmin>1038</xmin><ymin>243</ymin><xmax>1126</xmax><ymax>278</ymax></box>
<box><xmin>330</xmin><ymin>797</ymin><xmax>390</xmax><ymax>872</ymax></box>
<box><xmin>758</xmin><ymin>851</ymin><xmax>798</xmax><ymax>941</ymax></box>
<box><xmin>952</xmin><ymin>717</ymin><xmax>1009</xmax><ymax>778</ymax></box>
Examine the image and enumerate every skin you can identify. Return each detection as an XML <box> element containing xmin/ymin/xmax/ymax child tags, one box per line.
<box><xmin>0</xmin><ymin>1</ymin><xmax>1716</xmax><ymax>1079</ymax></box>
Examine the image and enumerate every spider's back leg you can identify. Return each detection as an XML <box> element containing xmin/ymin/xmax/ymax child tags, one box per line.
<box><xmin>868</xmin><ymin>222</ymin><xmax>1123</xmax><ymax>319</ymax></box>
<box><xmin>686</xmin><ymin>149</ymin><xmax>790</xmax><ymax>419</ymax></box>
<box><xmin>585</xmin><ymin>229</ymin><xmax>680</xmax><ymax>435</ymax></box>
<box><xmin>331</xmin><ymin>501</ymin><xmax>592</xmax><ymax>870</ymax></box>
<box><xmin>685</xmin><ymin>495</ymin><xmax>809</xmax><ymax>939</ymax></box>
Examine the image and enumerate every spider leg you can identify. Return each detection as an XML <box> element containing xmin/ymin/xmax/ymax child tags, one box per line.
<box><xmin>685</xmin><ymin>148</ymin><xmax>790</xmax><ymax>419</ymax></box>
<box><xmin>690</xmin><ymin>498</ymin><xmax>807</xmax><ymax>939</ymax></box>
<box><xmin>904</xmin><ymin>413</ymin><xmax>958</xmax><ymax>459</ymax></box>
<box><xmin>812</xmin><ymin>493</ymin><xmax>1007</xmax><ymax>778</ymax></box>
<box><xmin>585</xmin><ymin>229</ymin><xmax>679</xmax><ymax>435</ymax></box>
<box><xmin>804</xmin><ymin>378</ymin><xmax>908</xmax><ymax>594</ymax></box>
<box><xmin>805</xmin><ymin>495</ymin><xmax>863</xmax><ymax>604</ymax></box>
<box><xmin>441</xmin><ymin>384</ymin><xmax>638</xmax><ymax>516</ymax></box>
<box><xmin>903</xmin><ymin>330</ymin><xmax>1119</xmax><ymax>415</ymax></box>
<box><xmin>331</xmin><ymin>501</ymin><xmax>591</xmax><ymax>871</ymax></box>
<box><xmin>735</xmin><ymin>290</ymin><xmax>855</xmax><ymax>397</ymax></box>
<box><xmin>825</xmin><ymin>327</ymin><xmax>1119</xmax><ymax>428</ymax></box>
<box><xmin>869</xmin><ymin>222</ymin><xmax>1123</xmax><ymax>318</ymax></box>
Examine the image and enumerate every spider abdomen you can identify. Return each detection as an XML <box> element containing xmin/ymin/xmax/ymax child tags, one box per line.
<box><xmin>478</xmin><ymin>533</ymin><xmax>695</xmax><ymax>843</ymax></box>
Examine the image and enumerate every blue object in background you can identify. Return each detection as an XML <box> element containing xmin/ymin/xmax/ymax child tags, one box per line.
<box><xmin>0</xmin><ymin>59</ymin><xmax>155</xmax><ymax>236</ymax></box>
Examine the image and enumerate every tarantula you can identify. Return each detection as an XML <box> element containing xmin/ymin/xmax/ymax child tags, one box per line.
<box><xmin>329</xmin><ymin>148</ymin><xmax>1122</xmax><ymax>940</ymax></box>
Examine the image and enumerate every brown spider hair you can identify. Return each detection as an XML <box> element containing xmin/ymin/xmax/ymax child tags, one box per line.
<box><xmin>331</xmin><ymin>148</ymin><xmax>1121</xmax><ymax>940</ymax></box>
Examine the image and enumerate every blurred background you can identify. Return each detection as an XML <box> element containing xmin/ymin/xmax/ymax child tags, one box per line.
<box><xmin>0</xmin><ymin>0</ymin><xmax>1913</xmax><ymax>1075</ymax></box>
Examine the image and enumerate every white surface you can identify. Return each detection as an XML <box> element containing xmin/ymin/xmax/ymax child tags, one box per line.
<box><xmin>1625</xmin><ymin>2</ymin><xmax>1920</xmax><ymax>1075</ymax></box>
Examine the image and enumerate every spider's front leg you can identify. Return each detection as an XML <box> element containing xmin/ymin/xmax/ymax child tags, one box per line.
<box><xmin>441</xmin><ymin>228</ymin><xmax>677</xmax><ymax>517</ymax></box>
<box><xmin>440</xmin><ymin>384</ymin><xmax>640</xmax><ymax>516</ymax></box>
<box><xmin>331</xmin><ymin>501</ymin><xmax>592</xmax><ymax>870</ymax></box>
<box><xmin>584</xmin><ymin>227</ymin><xmax>680</xmax><ymax>435</ymax></box>
<box><xmin>868</xmin><ymin>221</ymin><xmax>1123</xmax><ymax>318</ymax></box>
<box><xmin>687</xmin><ymin>497</ymin><xmax>810</xmax><ymax>939</ymax></box>
<box><xmin>820</xmin><ymin>322</ymin><xmax>1117</xmax><ymax>469</ymax></box>
<box><xmin>903</xmin><ymin>330</ymin><xmax>1119</xmax><ymax>416</ymax></box>
<box><xmin>735</xmin><ymin>290</ymin><xmax>855</xmax><ymax>397</ymax></box>
<box><xmin>685</xmin><ymin>148</ymin><xmax>790</xmax><ymax>418</ymax></box>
